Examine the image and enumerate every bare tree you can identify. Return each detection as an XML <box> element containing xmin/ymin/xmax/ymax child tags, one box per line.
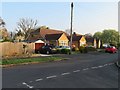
<box><xmin>0</xmin><ymin>17</ymin><xmax>5</xmax><ymax>27</ymax></box>
<box><xmin>65</xmin><ymin>29</ymin><xmax>70</xmax><ymax>35</ymax></box>
<box><xmin>16</xmin><ymin>18</ymin><xmax>38</xmax><ymax>40</ymax></box>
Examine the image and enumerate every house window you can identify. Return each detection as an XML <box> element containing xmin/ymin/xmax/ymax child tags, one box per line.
<box><xmin>59</xmin><ymin>41</ymin><xmax>68</xmax><ymax>46</ymax></box>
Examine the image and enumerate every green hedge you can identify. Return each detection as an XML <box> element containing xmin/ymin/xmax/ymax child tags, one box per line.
<box><xmin>61</xmin><ymin>49</ymin><xmax>71</xmax><ymax>54</ymax></box>
<box><xmin>79</xmin><ymin>46</ymin><xmax>97</xmax><ymax>53</ymax></box>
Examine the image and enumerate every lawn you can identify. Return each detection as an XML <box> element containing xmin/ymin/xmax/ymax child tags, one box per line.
<box><xmin>2</xmin><ymin>56</ymin><xmax>64</xmax><ymax>65</ymax></box>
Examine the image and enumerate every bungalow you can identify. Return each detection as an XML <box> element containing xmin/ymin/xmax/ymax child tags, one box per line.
<box><xmin>45</xmin><ymin>33</ymin><xmax>69</xmax><ymax>46</ymax></box>
<box><xmin>27</xmin><ymin>28</ymin><xmax>69</xmax><ymax>46</ymax></box>
<box><xmin>85</xmin><ymin>36</ymin><xmax>102</xmax><ymax>48</ymax></box>
<box><xmin>68</xmin><ymin>32</ymin><xmax>86</xmax><ymax>48</ymax></box>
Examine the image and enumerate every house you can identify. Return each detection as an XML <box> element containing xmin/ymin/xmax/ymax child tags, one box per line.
<box><xmin>68</xmin><ymin>32</ymin><xmax>86</xmax><ymax>48</ymax></box>
<box><xmin>27</xmin><ymin>28</ymin><xmax>69</xmax><ymax>46</ymax></box>
<box><xmin>85</xmin><ymin>36</ymin><xmax>101</xmax><ymax>48</ymax></box>
<box><xmin>45</xmin><ymin>33</ymin><xmax>69</xmax><ymax>46</ymax></box>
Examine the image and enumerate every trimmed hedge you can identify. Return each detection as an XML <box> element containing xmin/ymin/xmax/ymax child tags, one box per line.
<box><xmin>79</xmin><ymin>46</ymin><xmax>97</xmax><ymax>53</ymax></box>
<box><xmin>61</xmin><ymin>49</ymin><xmax>71</xmax><ymax>54</ymax></box>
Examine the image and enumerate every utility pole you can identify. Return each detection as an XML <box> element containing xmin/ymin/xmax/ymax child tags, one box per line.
<box><xmin>70</xmin><ymin>2</ymin><xmax>73</xmax><ymax>54</ymax></box>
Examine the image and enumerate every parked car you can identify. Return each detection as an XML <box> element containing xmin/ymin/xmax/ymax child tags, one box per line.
<box><xmin>105</xmin><ymin>46</ymin><xmax>117</xmax><ymax>53</ymax></box>
<box><xmin>55</xmin><ymin>46</ymin><xmax>71</xmax><ymax>50</ymax></box>
<box><xmin>39</xmin><ymin>45</ymin><xmax>57</xmax><ymax>54</ymax></box>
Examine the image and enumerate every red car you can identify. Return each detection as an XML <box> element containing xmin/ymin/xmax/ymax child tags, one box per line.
<box><xmin>105</xmin><ymin>46</ymin><xmax>117</xmax><ymax>53</ymax></box>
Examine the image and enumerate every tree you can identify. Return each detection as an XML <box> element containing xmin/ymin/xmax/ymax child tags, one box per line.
<box><xmin>0</xmin><ymin>17</ymin><xmax>5</xmax><ymax>27</ymax></box>
<box><xmin>16</xmin><ymin>18</ymin><xmax>38</xmax><ymax>40</ymax></box>
<box><xmin>65</xmin><ymin>29</ymin><xmax>70</xmax><ymax>35</ymax></box>
<box><xmin>40</xmin><ymin>25</ymin><xmax>49</xmax><ymax>29</ymax></box>
<box><xmin>93</xmin><ymin>32</ymin><xmax>102</xmax><ymax>39</ymax></box>
<box><xmin>85</xmin><ymin>33</ymin><xmax>93</xmax><ymax>37</ymax></box>
<box><xmin>102</xmin><ymin>29</ymin><xmax>119</xmax><ymax>45</ymax></box>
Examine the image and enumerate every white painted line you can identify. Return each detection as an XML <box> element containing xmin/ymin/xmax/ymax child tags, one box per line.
<box><xmin>22</xmin><ymin>82</ymin><xmax>33</xmax><ymax>88</ymax></box>
<box><xmin>73</xmin><ymin>70</ymin><xmax>80</xmax><ymax>72</ymax></box>
<box><xmin>46</xmin><ymin>75</ymin><xmax>57</xmax><ymax>79</ymax></box>
<box><xmin>35</xmin><ymin>78</ymin><xmax>43</xmax><ymax>82</ymax></box>
<box><xmin>91</xmin><ymin>67</ymin><xmax>98</xmax><ymax>69</ymax></box>
<box><xmin>61</xmin><ymin>72</ymin><xmax>70</xmax><ymax>75</ymax></box>
<box><xmin>83</xmin><ymin>68</ymin><xmax>89</xmax><ymax>71</ymax></box>
<box><xmin>98</xmin><ymin>65</ymin><xmax>103</xmax><ymax>68</ymax></box>
<box><xmin>103</xmin><ymin>64</ymin><xmax>108</xmax><ymax>66</ymax></box>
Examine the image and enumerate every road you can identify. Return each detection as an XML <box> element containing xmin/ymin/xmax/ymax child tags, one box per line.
<box><xmin>2</xmin><ymin>52</ymin><xmax>118</xmax><ymax>88</ymax></box>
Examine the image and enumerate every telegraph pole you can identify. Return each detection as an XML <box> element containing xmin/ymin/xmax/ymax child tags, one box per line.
<box><xmin>70</xmin><ymin>2</ymin><xmax>73</xmax><ymax>54</ymax></box>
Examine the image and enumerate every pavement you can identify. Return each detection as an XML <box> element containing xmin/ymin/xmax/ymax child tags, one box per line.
<box><xmin>2</xmin><ymin>52</ymin><xmax>118</xmax><ymax>88</ymax></box>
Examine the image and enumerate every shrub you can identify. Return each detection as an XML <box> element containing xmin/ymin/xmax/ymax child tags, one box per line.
<box><xmin>72</xmin><ymin>47</ymin><xmax>79</xmax><ymax>51</ymax></box>
<box><xmin>61</xmin><ymin>49</ymin><xmax>71</xmax><ymax>54</ymax></box>
<box><xmin>85</xmin><ymin>47</ymin><xmax>97</xmax><ymax>51</ymax></box>
<box><xmin>56</xmin><ymin>49</ymin><xmax>61</xmax><ymax>53</ymax></box>
<box><xmin>79</xmin><ymin>46</ymin><xmax>85</xmax><ymax>53</ymax></box>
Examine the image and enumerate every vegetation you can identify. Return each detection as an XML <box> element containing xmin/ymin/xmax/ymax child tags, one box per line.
<box><xmin>40</xmin><ymin>25</ymin><xmax>49</xmax><ymax>29</ymax></box>
<box><xmin>61</xmin><ymin>49</ymin><xmax>71</xmax><ymax>54</ymax></box>
<box><xmin>72</xmin><ymin>47</ymin><xmax>79</xmax><ymax>51</ymax></box>
<box><xmin>79</xmin><ymin>46</ymin><xmax>87</xmax><ymax>53</ymax></box>
<box><xmin>0</xmin><ymin>17</ymin><xmax>5</xmax><ymax>27</ymax></box>
<box><xmin>2</xmin><ymin>56</ymin><xmax>63</xmax><ymax>65</ymax></box>
<box><xmin>93</xmin><ymin>29</ymin><xmax>120</xmax><ymax>47</ymax></box>
<box><xmin>15</xmin><ymin>18</ymin><xmax>38</xmax><ymax>40</ymax></box>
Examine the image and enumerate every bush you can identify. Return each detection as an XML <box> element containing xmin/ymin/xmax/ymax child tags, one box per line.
<box><xmin>72</xmin><ymin>47</ymin><xmax>79</xmax><ymax>51</ymax></box>
<box><xmin>85</xmin><ymin>47</ymin><xmax>97</xmax><ymax>51</ymax></box>
<box><xmin>79</xmin><ymin>46</ymin><xmax>86</xmax><ymax>53</ymax></box>
<box><xmin>56</xmin><ymin>49</ymin><xmax>61</xmax><ymax>53</ymax></box>
<box><xmin>61</xmin><ymin>49</ymin><xmax>71</xmax><ymax>54</ymax></box>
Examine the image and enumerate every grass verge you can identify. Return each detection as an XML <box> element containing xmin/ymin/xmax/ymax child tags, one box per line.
<box><xmin>2</xmin><ymin>56</ymin><xmax>64</xmax><ymax>65</ymax></box>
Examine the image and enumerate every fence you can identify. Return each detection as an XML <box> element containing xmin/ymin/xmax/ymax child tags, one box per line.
<box><xmin>0</xmin><ymin>42</ymin><xmax>35</xmax><ymax>57</ymax></box>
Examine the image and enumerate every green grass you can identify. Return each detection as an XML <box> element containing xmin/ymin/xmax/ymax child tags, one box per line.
<box><xmin>2</xmin><ymin>56</ymin><xmax>63</xmax><ymax>65</ymax></box>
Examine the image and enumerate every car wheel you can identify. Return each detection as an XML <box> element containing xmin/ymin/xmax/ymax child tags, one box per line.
<box><xmin>46</xmin><ymin>51</ymin><xmax>50</xmax><ymax>54</ymax></box>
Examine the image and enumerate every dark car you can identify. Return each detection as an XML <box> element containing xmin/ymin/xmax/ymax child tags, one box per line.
<box><xmin>105</xmin><ymin>46</ymin><xmax>117</xmax><ymax>53</ymax></box>
<box><xmin>39</xmin><ymin>45</ymin><xmax>57</xmax><ymax>54</ymax></box>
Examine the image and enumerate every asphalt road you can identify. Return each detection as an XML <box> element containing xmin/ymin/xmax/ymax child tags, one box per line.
<box><xmin>2</xmin><ymin>52</ymin><xmax>118</xmax><ymax>88</ymax></box>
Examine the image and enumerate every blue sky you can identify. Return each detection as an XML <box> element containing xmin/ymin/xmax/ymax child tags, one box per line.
<box><xmin>1</xmin><ymin>2</ymin><xmax>118</xmax><ymax>35</ymax></box>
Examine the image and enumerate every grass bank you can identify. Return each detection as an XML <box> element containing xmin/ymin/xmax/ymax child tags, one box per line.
<box><xmin>1</xmin><ymin>56</ymin><xmax>65</xmax><ymax>66</ymax></box>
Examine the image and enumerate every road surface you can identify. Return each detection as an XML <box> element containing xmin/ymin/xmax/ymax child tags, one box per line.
<box><xmin>2</xmin><ymin>52</ymin><xmax>118</xmax><ymax>88</ymax></box>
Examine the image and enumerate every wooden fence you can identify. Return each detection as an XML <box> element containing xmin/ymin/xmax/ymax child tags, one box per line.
<box><xmin>0</xmin><ymin>42</ymin><xmax>35</xmax><ymax>57</ymax></box>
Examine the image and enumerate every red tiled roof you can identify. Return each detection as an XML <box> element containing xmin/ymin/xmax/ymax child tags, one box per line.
<box><xmin>40</xmin><ymin>29</ymin><xmax>67</xmax><ymax>38</ymax></box>
<box><xmin>27</xmin><ymin>28</ymin><xmax>68</xmax><ymax>41</ymax></box>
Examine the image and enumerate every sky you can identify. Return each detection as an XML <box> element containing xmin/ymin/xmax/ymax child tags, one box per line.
<box><xmin>1</xmin><ymin>1</ymin><xmax>118</xmax><ymax>35</ymax></box>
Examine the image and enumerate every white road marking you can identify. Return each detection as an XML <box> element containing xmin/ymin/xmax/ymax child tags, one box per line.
<box><xmin>61</xmin><ymin>72</ymin><xmax>70</xmax><ymax>75</ymax></box>
<box><xmin>98</xmin><ymin>65</ymin><xmax>103</xmax><ymax>68</ymax></box>
<box><xmin>22</xmin><ymin>63</ymin><xmax>114</xmax><ymax>86</ymax></box>
<box><xmin>22</xmin><ymin>82</ymin><xmax>33</xmax><ymax>88</ymax></box>
<box><xmin>73</xmin><ymin>70</ymin><xmax>80</xmax><ymax>72</ymax></box>
<box><xmin>46</xmin><ymin>75</ymin><xmax>57</xmax><ymax>79</ymax></box>
<box><xmin>91</xmin><ymin>67</ymin><xmax>98</xmax><ymax>69</ymax></box>
<box><xmin>35</xmin><ymin>78</ymin><xmax>43</xmax><ymax>82</ymax></box>
<box><xmin>83</xmin><ymin>68</ymin><xmax>89</xmax><ymax>71</ymax></box>
<box><xmin>103</xmin><ymin>64</ymin><xmax>108</xmax><ymax>66</ymax></box>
